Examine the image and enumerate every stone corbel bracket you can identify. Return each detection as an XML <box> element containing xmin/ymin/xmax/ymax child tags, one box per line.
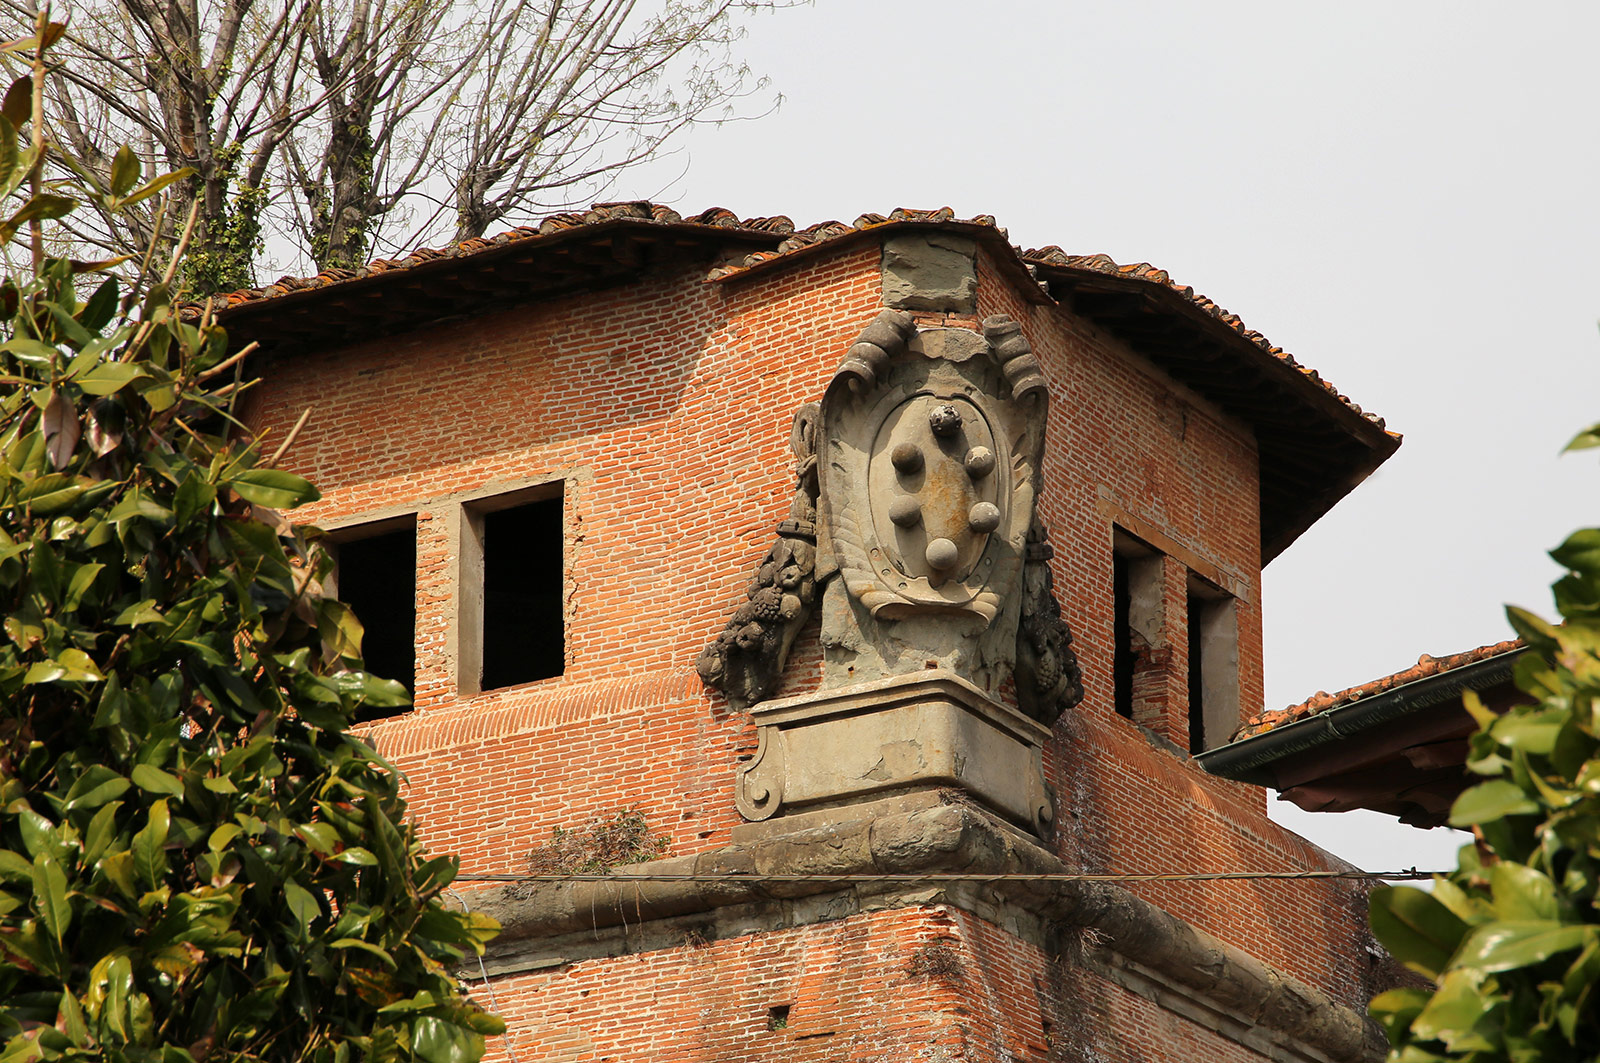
<box><xmin>735</xmin><ymin>669</ymin><xmax>1054</xmax><ymax>834</ymax></box>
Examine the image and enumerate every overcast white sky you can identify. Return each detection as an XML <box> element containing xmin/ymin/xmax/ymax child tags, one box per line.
<box><xmin>614</xmin><ymin>1</ymin><xmax>1600</xmax><ymax>872</ymax></box>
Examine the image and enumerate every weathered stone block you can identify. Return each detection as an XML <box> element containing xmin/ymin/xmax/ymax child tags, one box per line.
<box><xmin>881</xmin><ymin>232</ymin><xmax>978</xmax><ymax>312</ymax></box>
<box><xmin>735</xmin><ymin>669</ymin><xmax>1054</xmax><ymax>833</ymax></box>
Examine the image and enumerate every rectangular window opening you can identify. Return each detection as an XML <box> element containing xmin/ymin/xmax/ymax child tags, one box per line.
<box><xmin>464</xmin><ymin>488</ymin><xmax>565</xmax><ymax>692</ymax></box>
<box><xmin>331</xmin><ymin>517</ymin><xmax>417</xmax><ymax>720</ymax></box>
<box><xmin>1187</xmin><ymin>583</ymin><xmax>1206</xmax><ymax>754</ymax></box>
<box><xmin>1186</xmin><ymin>574</ymin><xmax>1239</xmax><ymax>755</ymax></box>
<box><xmin>1112</xmin><ymin>550</ymin><xmax>1134</xmax><ymax>719</ymax></box>
<box><xmin>1112</xmin><ymin>529</ymin><xmax>1158</xmax><ymax>722</ymax></box>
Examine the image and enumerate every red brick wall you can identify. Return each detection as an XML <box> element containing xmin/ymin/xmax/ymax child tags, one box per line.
<box><xmin>481</xmin><ymin>908</ymin><xmax>972</xmax><ymax>1063</ymax></box>
<box><xmin>246</xmin><ymin>234</ymin><xmax>1375</xmax><ymax>1053</ymax></box>
<box><xmin>475</xmin><ymin>904</ymin><xmax>1286</xmax><ymax>1063</ymax></box>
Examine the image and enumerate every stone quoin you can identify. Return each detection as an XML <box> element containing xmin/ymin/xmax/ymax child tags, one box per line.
<box><xmin>220</xmin><ymin>202</ymin><xmax>1403</xmax><ymax>1062</ymax></box>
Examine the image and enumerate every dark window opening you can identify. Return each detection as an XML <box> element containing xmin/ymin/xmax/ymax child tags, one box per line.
<box><xmin>1186</xmin><ymin>574</ymin><xmax>1238</xmax><ymax>756</ymax></box>
<box><xmin>766</xmin><ymin>1005</ymin><xmax>791</xmax><ymax>1031</ymax></box>
<box><xmin>1187</xmin><ymin>584</ymin><xmax>1206</xmax><ymax>754</ymax></box>
<box><xmin>334</xmin><ymin>520</ymin><xmax>416</xmax><ymax>720</ymax></box>
<box><xmin>1112</xmin><ymin>550</ymin><xmax>1134</xmax><ymax>719</ymax></box>
<box><xmin>479</xmin><ymin>494</ymin><xmax>565</xmax><ymax>690</ymax></box>
<box><xmin>1112</xmin><ymin>530</ymin><xmax>1159</xmax><ymax>721</ymax></box>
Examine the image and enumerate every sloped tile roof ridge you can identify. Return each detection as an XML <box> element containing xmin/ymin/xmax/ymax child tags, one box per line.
<box><xmin>196</xmin><ymin>200</ymin><xmax>797</xmax><ymax>314</ymax></box>
<box><xmin>703</xmin><ymin>206</ymin><xmax>1006</xmax><ymax>279</ymax></box>
<box><xmin>1024</xmin><ymin>245</ymin><xmax>1390</xmax><ymax>432</ymax></box>
<box><xmin>1233</xmin><ymin>637</ymin><xmax>1525</xmax><ymax>740</ymax></box>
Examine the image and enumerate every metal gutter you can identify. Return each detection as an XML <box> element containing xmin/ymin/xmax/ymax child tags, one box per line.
<box><xmin>1195</xmin><ymin>649</ymin><xmax>1524</xmax><ymax>788</ymax></box>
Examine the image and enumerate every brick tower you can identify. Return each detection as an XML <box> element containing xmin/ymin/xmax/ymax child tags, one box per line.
<box><xmin>231</xmin><ymin>203</ymin><xmax>1400</xmax><ymax>1062</ymax></box>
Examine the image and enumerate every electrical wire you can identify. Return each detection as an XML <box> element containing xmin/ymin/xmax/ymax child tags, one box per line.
<box><xmin>453</xmin><ymin>867</ymin><xmax>1441</xmax><ymax>885</ymax></box>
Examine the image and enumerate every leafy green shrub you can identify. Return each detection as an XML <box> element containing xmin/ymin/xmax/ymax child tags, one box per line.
<box><xmin>1369</xmin><ymin>441</ymin><xmax>1600</xmax><ymax>1060</ymax></box>
<box><xmin>0</xmin><ymin>24</ymin><xmax>501</xmax><ymax>1063</ymax></box>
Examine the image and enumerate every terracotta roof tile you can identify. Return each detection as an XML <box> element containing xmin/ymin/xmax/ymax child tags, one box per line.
<box><xmin>1233</xmin><ymin>638</ymin><xmax>1524</xmax><ymax>740</ymax></box>
<box><xmin>699</xmin><ymin>205</ymin><xmax>1007</xmax><ymax>282</ymax></box>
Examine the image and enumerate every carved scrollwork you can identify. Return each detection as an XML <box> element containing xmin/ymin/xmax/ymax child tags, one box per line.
<box><xmin>1014</xmin><ymin>522</ymin><xmax>1085</xmax><ymax>724</ymax></box>
<box><xmin>734</xmin><ymin>727</ymin><xmax>785</xmax><ymax>820</ymax></box>
<box><xmin>836</xmin><ymin>309</ymin><xmax>916</xmax><ymax>391</ymax></box>
<box><xmin>696</xmin><ymin>404</ymin><xmax>821</xmax><ymax>709</ymax></box>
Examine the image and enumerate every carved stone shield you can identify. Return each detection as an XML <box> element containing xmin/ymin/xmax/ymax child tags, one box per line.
<box><xmin>814</xmin><ymin>312</ymin><xmax>1049</xmax><ymax>690</ymax></box>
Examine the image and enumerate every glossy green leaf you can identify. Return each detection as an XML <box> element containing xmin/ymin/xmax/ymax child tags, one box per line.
<box><xmin>1565</xmin><ymin>421</ymin><xmax>1600</xmax><ymax>451</ymax></box>
<box><xmin>228</xmin><ymin>467</ymin><xmax>321</xmax><ymax>509</ymax></box>
<box><xmin>130</xmin><ymin>763</ymin><xmax>183</xmax><ymax>797</ymax></box>
<box><xmin>284</xmin><ymin>879</ymin><xmax>319</xmax><ymax>934</ymax></box>
<box><xmin>0</xmin><ymin>194</ymin><xmax>77</xmax><ymax>243</ymax></box>
<box><xmin>32</xmin><ymin>854</ymin><xmax>70</xmax><ymax>946</ymax></box>
<box><xmin>1449</xmin><ymin>779</ymin><xmax>1540</xmax><ymax>827</ymax></box>
<box><xmin>330</xmin><ymin>846</ymin><xmax>379</xmax><ymax>866</ymax></box>
<box><xmin>1505</xmin><ymin>605</ymin><xmax>1560</xmax><ymax>648</ymax></box>
<box><xmin>98</xmin><ymin>850</ymin><xmax>136</xmax><ymax>900</ymax></box>
<box><xmin>0</xmin><ymin>850</ymin><xmax>31</xmax><ymax>882</ymax></box>
<box><xmin>61</xmin><ymin>562</ymin><xmax>102</xmax><ymax>612</ymax></box>
<box><xmin>329</xmin><ymin>938</ymin><xmax>397</xmax><ymax>969</ymax></box>
<box><xmin>1370</xmin><ymin>886</ymin><xmax>1469</xmax><ymax>979</ymax></box>
<box><xmin>0</xmin><ymin>119</ymin><xmax>14</xmax><ymax>201</ymax></box>
<box><xmin>1409</xmin><ymin>968</ymin><xmax>1489</xmax><ymax>1045</ymax></box>
<box><xmin>81</xmin><ymin>801</ymin><xmax>123</xmax><ymax>865</ymax></box>
<box><xmin>87</xmin><ymin>951</ymin><xmax>134</xmax><ymax>1038</ymax></box>
<box><xmin>112</xmin><ymin>599</ymin><xmax>163</xmax><ymax>626</ymax></box>
<box><xmin>296</xmin><ymin>822</ymin><xmax>339</xmax><ymax>854</ymax></box>
<box><xmin>207</xmin><ymin>823</ymin><xmax>242</xmax><ymax>852</ymax></box>
<box><xmin>411</xmin><ymin>1016</ymin><xmax>478</xmax><ymax>1063</ymax></box>
<box><xmin>378</xmin><ymin>992</ymin><xmax>442</xmax><ymax>1015</ymax></box>
<box><xmin>1455</xmin><ymin>920</ymin><xmax>1593</xmax><ymax>973</ymax></box>
<box><xmin>58</xmin><ymin>988</ymin><xmax>88</xmax><ymax>1046</ymax></box>
<box><xmin>16</xmin><ymin>809</ymin><xmax>57</xmax><ymax>861</ymax></box>
<box><xmin>131</xmin><ymin>799</ymin><xmax>169</xmax><ymax>887</ymax></box>
<box><xmin>1491</xmin><ymin>704</ymin><xmax>1568</xmax><ymax>755</ymax></box>
<box><xmin>114</xmin><ymin>167</ymin><xmax>192</xmax><ymax>207</ymax></box>
<box><xmin>62</xmin><ymin>765</ymin><xmax>129</xmax><ymax>811</ymax></box>
<box><xmin>0</xmin><ymin>76</ymin><xmax>27</xmax><ymax>127</ymax></box>
<box><xmin>78</xmin><ymin>277</ymin><xmax>118</xmax><ymax>333</ymax></box>
<box><xmin>75</xmin><ymin>362</ymin><xmax>144</xmax><ymax>396</ymax></box>
<box><xmin>15</xmin><ymin>474</ymin><xmax>84</xmax><ymax>514</ymax></box>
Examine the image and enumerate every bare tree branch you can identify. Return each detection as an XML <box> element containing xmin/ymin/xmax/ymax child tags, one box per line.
<box><xmin>26</xmin><ymin>0</ymin><xmax>792</xmax><ymax>287</ymax></box>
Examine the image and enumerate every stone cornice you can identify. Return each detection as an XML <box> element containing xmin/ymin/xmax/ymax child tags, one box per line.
<box><xmin>462</xmin><ymin>795</ymin><xmax>1385</xmax><ymax>1063</ymax></box>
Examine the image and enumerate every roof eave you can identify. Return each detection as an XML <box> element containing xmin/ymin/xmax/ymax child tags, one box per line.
<box><xmin>212</xmin><ymin>216</ymin><xmax>786</xmax><ymax>348</ymax></box>
<box><xmin>1030</xmin><ymin>262</ymin><xmax>1400</xmax><ymax>564</ymax></box>
<box><xmin>1195</xmin><ymin>649</ymin><xmax>1524</xmax><ymax>788</ymax></box>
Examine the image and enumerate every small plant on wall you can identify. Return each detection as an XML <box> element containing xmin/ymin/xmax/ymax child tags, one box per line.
<box><xmin>524</xmin><ymin>808</ymin><xmax>672</xmax><ymax>876</ymax></box>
